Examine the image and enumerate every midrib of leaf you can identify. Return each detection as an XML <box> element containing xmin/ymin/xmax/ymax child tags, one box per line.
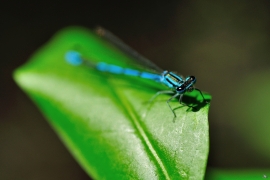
<box><xmin>111</xmin><ymin>83</ymin><xmax>171</xmax><ymax>180</ymax></box>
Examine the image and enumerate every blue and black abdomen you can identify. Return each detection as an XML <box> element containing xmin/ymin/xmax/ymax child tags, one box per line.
<box><xmin>65</xmin><ymin>51</ymin><xmax>161</xmax><ymax>82</ymax></box>
<box><xmin>96</xmin><ymin>62</ymin><xmax>161</xmax><ymax>81</ymax></box>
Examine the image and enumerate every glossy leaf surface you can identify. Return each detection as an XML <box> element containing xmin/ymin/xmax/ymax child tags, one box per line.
<box><xmin>14</xmin><ymin>27</ymin><xmax>210</xmax><ymax>180</ymax></box>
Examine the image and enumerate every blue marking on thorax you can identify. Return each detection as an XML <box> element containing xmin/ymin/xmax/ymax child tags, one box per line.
<box><xmin>160</xmin><ymin>80</ymin><xmax>174</xmax><ymax>88</ymax></box>
<box><xmin>160</xmin><ymin>71</ymin><xmax>184</xmax><ymax>88</ymax></box>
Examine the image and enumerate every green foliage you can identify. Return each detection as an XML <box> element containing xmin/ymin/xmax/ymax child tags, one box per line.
<box><xmin>13</xmin><ymin>27</ymin><xmax>210</xmax><ymax>180</ymax></box>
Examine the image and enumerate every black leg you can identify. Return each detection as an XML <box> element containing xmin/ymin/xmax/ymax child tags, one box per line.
<box><xmin>166</xmin><ymin>93</ymin><xmax>180</xmax><ymax>118</ymax></box>
<box><xmin>195</xmin><ymin>88</ymin><xmax>208</xmax><ymax>103</ymax></box>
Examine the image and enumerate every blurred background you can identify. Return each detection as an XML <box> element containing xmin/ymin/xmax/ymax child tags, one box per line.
<box><xmin>1</xmin><ymin>0</ymin><xmax>270</xmax><ymax>179</ymax></box>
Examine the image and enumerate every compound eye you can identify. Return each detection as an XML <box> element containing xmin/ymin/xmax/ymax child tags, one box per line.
<box><xmin>176</xmin><ymin>84</ymin><xmax>186</xmax><ymax>93</ymax></box>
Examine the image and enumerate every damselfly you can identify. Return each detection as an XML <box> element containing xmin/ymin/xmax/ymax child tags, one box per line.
<box><xmin>65</xmin><ymin>27</ymin><xmax>208</xmax><ymax>118</ymax></box>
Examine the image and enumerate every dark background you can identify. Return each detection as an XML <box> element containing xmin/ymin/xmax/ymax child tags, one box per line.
<box><xmin>1</xmin><ymin>1</ymin><xmax>270</xmax><ymax>179</ymax></box>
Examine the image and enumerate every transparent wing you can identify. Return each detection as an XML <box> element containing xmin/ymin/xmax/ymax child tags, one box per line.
<box><xmin>95</xmin><ymin>26</ymin><xmax>163</xmax><ymax>73</ymax></box>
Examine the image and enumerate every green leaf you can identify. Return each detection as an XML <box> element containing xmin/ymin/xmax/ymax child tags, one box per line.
<box><xmin>13</xmin><ymin>27</ymin><xmax>211</xmax><ymax>180</ymax></box>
